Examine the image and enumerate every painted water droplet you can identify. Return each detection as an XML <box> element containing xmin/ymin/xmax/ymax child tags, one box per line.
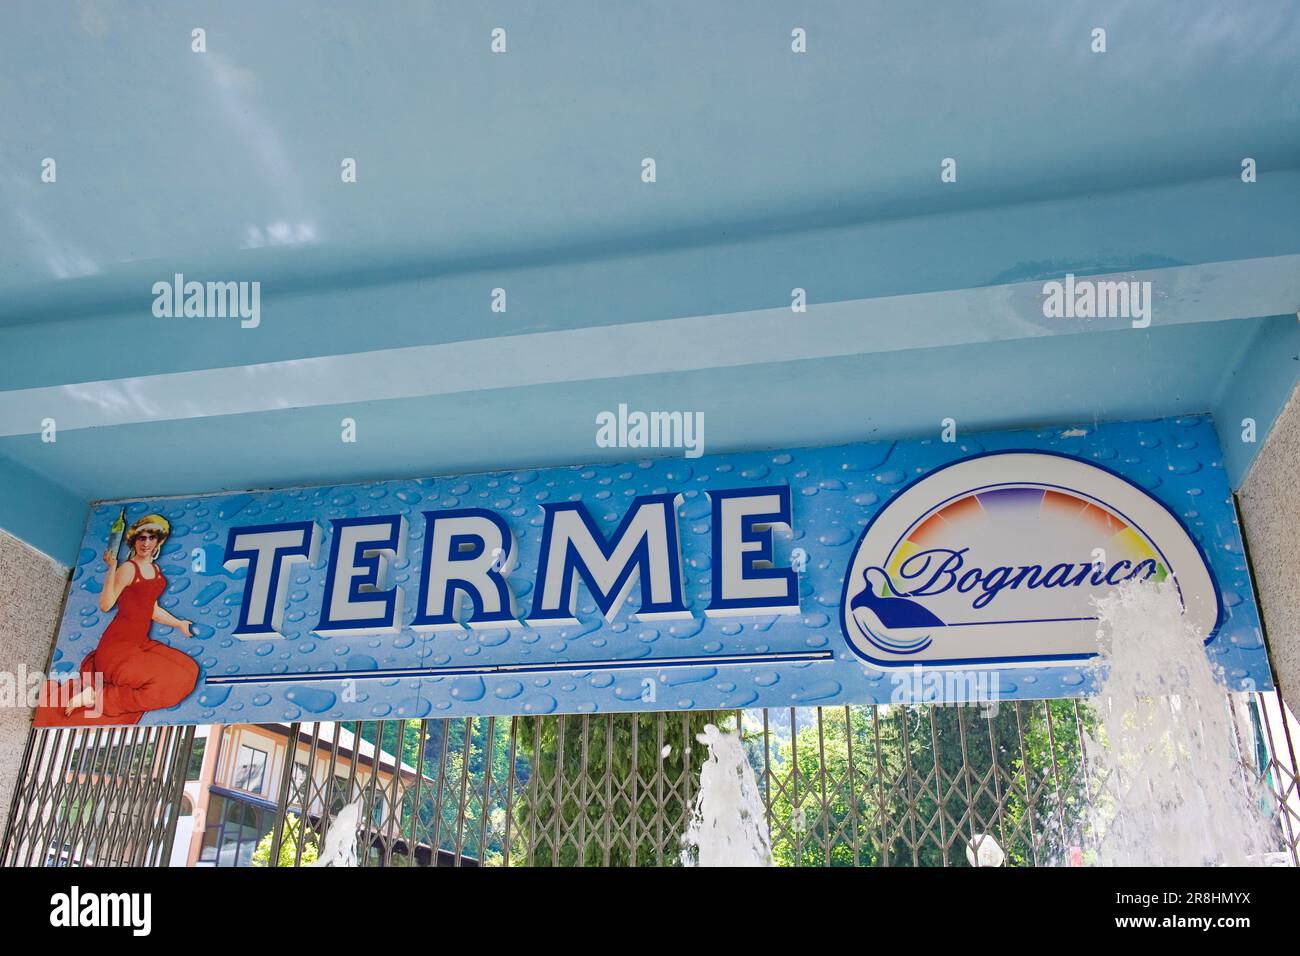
<box><xmin>193</xmin><ymin>581</ymin><xmax>227</xmax><ymax>607</ymax></box>
<box><xmin>817</xmin><ymin>527</ymin><xmax>852</xmax><ymax>547</ymax></box>
<box><xmin>522</xmin><ymin>694</ymin><xmax>558</xmax><ymax>714</ymax></box>
<box><xmin>215</xmin><ymin>495</ymin><xmax>253</xmax><ymax>520</ymax></box>
<box><xmin>660</xmin><ymin>667</ymin><xmax>717</xmax><ymax>687</ymax></box>
<box><xmin>679</xmin><ymin>496</ymin><xmax>711</xmax><ymax>520</ymax></box>
<box><xmin>450</xmin><ymin>676</ymin><xmax>486</xmax><ymax>701</ymax></box>
<box><xmin>494</xmin><ymin>680</ymin><xmax>524</xmax><ymax>699</ymax></box>
<box><xmin>668</xmin><ymin>618</ymin><xmax>705</xmax><ymax>640</ymax></box>
<box><xmin>477</xmin><ymin>629</ymin><xmax>510</xmax><ymax>647</ymax></box>
<box><xmin>286</xmin><ymin>686</ymin><xmax>337</xmax><ymax>713</ymax></box>
<box><xmin>198</xmin><ymin>686</ymin><xmax>232</xmax><ymax>708</ymax></box>
<box><xmin>790</xmin><ymin>680</ymin><xmax>841</xmax><ymax>702</ymax></box>
<box><xmin>395</xmin><ymin>697</ymin><xmax>432</xmax><ymax>718</ymax></box>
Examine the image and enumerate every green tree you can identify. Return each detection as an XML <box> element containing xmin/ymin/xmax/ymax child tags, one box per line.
<box><xmin>763</xmin><ymin>702</ymin><xmax>1092</xmax><ymax>867</ymax></box>
<box><xmin>513</xmin><ymin>711</ymin><xmax>735</xmax><ymax>866</ymax></box>
<box><xmin>356</xmin><ymin>718</ymin><xmax>425</xmax><ymax>779</ymax></box>
<box><xmin>354</xmin><ymin>715</ymin><xmax>525</xmax><ymax>864</ymax></box>
<box><xmin>251</xmin><ymin>816</ymin><xmax>319</xmax><ymax>867</ymax></box>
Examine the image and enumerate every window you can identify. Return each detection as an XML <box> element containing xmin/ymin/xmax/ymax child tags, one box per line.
<box><xmin>196</xmin><ymin>795</ymin><xmax>269</xmax><ymax>868</ymax></box>
<box><xmin>186</xmin><ymin>739</ymin><xmax>207</xmax><ymax>781</ymax></box>
<box><xmin>330</xmin><ymin>775</ymin><xmax>355</xmax><ymax>813</ymax></box>
<box><xmin>291</xmin><ymin>759</ymin><xmax>314</xmax><ymax>809</ymax></box>
<box><xmin>232</xmin><ymin>744</ymin><xmax>267</xmax><ymax>794</ymax></box>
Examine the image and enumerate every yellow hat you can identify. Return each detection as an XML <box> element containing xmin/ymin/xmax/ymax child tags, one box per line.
<box><xmin>126</xmin><ymin>514</ymin><xmax>171</xmax><ymax>543</ymax></box>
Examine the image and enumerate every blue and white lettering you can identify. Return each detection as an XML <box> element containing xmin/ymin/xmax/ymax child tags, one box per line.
<box><xmin>886</xmin><ymin>547</ymin><xmax>1165</xmax><ymax>611</ymax></box>
<box><xmin>528</xmin><ymin>494</ymin><xmax>689</xmax><ymax>625</ymax></box>
<box><xmin>897</xmin><ymin>548</ymin><xmax>966</xmax><ymax>596</ymax></box>
<box><xmin>224</xmin><ymin>521</ymin><xmax>319</xmax><ymax>639</ymax></box>
<box><xmin>705</xmin><ymin>486</ymin><xmax>799</xmax><ymax>616</ymax></box>
<box><xmin>412</xmin><ymin>509</ymin><xmax>519</xmax><ymax>631</ymax></box>
<box><xmin>316</xmin><ymin>515</ymin><xmax>407</xmax><ymax>635</ymax></box>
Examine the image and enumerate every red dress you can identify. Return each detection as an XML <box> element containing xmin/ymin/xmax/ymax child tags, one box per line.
<box><xmin>35</xmin><ymin>559</ymin><xmax>199</xmax><ymax>727</ymax></box>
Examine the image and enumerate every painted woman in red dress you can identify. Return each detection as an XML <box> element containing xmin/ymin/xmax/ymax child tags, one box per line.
<box><xmin>37</xmin><ymin>514</ymin><xmax>200</xmax><ymax>726</ymax></box>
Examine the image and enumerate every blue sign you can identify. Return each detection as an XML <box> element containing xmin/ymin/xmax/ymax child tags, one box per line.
<box><xmin>37</xmin><ymin>415</ymin><xmax>1270</xmax><ymax>727</ymax></box>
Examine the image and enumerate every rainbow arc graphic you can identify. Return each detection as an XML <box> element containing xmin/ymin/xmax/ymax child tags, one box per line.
<box><xmin>849</xmin><ymin>485</ymin><xmax>1170</xmax><ymax>657</ymax></box>
<box><xmin>885</xmin><ymin>486</ymin><xmax>1167</xmax><ymax>587</ymax></box>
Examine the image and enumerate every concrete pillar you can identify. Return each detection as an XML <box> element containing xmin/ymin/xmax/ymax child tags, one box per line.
<box><xmin>186</xmin><ymin>724</ymin><xmax>224</xmax><ymax>866</ymax></box>
<box><xmin>1238</xmin><ymin>384</ymin><xmax>1300</xmax><ymax>712</ymax></box>
<box><xmin>0</xmin><ymin>529</ymin><xmax>69</xmax><ymax>831</ymax></box>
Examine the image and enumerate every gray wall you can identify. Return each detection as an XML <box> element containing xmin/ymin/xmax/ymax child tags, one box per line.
<box><xmin>1239</xmin><ymin>383</ymin><xmax>1300</xmax><ymax>711</ymax></box>
<box><xmin>0</xmin><ymin>529</ymin><xmax>69</xmax><ymax>832</ymax></box>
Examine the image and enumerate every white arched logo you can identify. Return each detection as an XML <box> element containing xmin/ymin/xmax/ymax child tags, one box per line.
<box><xmin>839</xmin><ymin>452</ymin><xmax>1221</xmax><ymax>669</ymax></box>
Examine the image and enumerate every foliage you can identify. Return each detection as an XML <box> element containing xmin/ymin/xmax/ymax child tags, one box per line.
<box><xmin>762</xmin><ymin>701</ymin><xmax>1093</xmax><ymax>867</ymax></box>
<box><xmin>336</xmin><ymin>699</ymin><xmax>1094</xmax><ymax>868</ymax></box>
<box><xmin>513</xmin><ymin>711</ymin><xmax>735</xmax><ymax>866</ymax></box>
<box><xmin>250</xmin><ymin>816</ymin><xmax>319</xmax><ymax>867</ymax></box>
<box><xmin>358</xmin><ymin>715</ymin><xmax>526</xmax><ymax>863</ymax></box>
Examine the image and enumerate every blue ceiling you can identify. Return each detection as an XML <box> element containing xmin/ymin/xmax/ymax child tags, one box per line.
<box><xmin>1</xmin><ymin>0</ymin><xmax>1299</xmax><ymax>563</ymax></box>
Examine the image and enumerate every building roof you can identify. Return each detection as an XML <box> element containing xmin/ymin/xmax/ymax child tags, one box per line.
<box><xmin>260</xmin><ymin>722</ymin><xmax>426</xmax><ymax>781</ymax></box>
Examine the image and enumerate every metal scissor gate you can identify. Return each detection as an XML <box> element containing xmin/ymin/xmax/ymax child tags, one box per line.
<box><xmin>1</xmin><ymin>724</ymin><xmax>194</xmax><ymax>867</ymax></box>
<box><xmin>3</xmin><ymin>694</ymin><xmax>1297</xmax><ymax>867</ymax></box>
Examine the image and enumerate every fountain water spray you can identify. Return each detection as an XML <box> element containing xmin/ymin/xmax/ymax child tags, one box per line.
<box><xmin>1082</xmin><ymin>579</ymin><xmax>1276</xmax><ymax>866</ymax></box>
<box><xmin>680</xmin><ymin>724</ymin><xmax>773</xmax><ymax>867</ymax></box>
<box><xmin>309</xmin><ymin>797</ymin><xmax>364</xmax><ymax>868</ymax></box>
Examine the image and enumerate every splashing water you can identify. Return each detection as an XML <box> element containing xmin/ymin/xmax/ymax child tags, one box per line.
<box><xmin>680</xmin><ymin>724</ymin><xmax>773</xmax><ymax>867</ymax></box>
<box><xmin>309</xmin><ymin>797</ymin><xmax>363</xmax><ymax>868</ymax></box>
<box><xmin>1082</xmin><ymin>580</ymin><xmax>1276</xmax><ymax>866</ymax></box>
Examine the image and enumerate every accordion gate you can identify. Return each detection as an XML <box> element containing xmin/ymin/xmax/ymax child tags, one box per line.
<box><xmin>4</xmin><ymin>695</ymin><xmax>1296</xmax><ymax>868</ymax></box>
